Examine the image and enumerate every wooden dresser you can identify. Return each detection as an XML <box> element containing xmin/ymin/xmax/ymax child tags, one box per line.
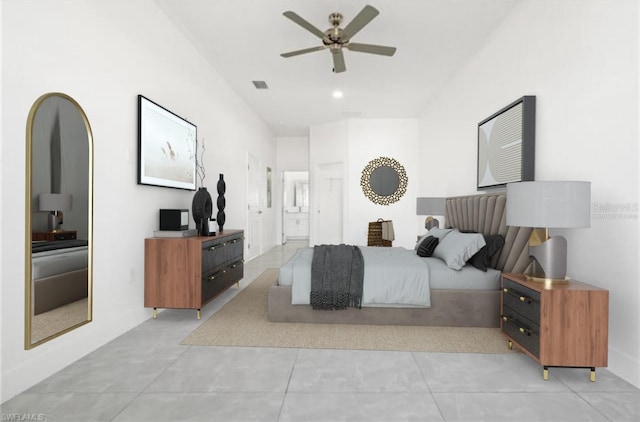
<box><xmin>144</xmin><ymin>229</ymin><xmax>244</xmax><ymax>319</ymax></box>
<box><xmin>32</xmin><ymin>230</ymin><xmax>77</xmax><ymax>241</ymax></box>
<box><xmin>500</xmin><ymin>273</ymin><xmax>608</xmax><ymax>381</ymax></box>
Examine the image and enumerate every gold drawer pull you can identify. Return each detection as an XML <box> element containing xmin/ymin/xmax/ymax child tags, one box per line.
<box><xmin>207</xmin><ymin>274</ymin><xmax>217</xmax><ymax>281</ymax></box>
<box><xmin>518</xmin><ymin>327</ymin><xmax>531</xmax><ymax>336</ymax></box>
<box><xmin>503</xmin><ymin>288</ymin><xmax>508</xmax><ymax>293</ymax></box>
<box><xmin>230</xmin><ymin>239</ymin><xmax>238</xmax><ymax>244</ymax></box>
<box><xmin>209</xmin><ymin>245</ymin><xmax>217</xmax><ymax>251</ymax></box>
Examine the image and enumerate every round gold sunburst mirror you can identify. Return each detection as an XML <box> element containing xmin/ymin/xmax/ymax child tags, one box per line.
<box><xmin>360</xmin><ymin>156</ymin><xmax>408</xmax><ymax>205</ymax></box>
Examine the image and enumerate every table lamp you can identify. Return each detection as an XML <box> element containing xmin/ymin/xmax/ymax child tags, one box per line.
<box><xmin>416</xmin><ymin>197</ymin><xmax>446</xmax><ymax>229</ymax></box>
<box><xmin>39</xmin><ymin>193</ymin><xmax>72</xmax><ymax>232</ymax></box>
<box><xmin>506</xmin><ymin>181</ymin><xmax>590</xmax><ymax>283</ymax></box>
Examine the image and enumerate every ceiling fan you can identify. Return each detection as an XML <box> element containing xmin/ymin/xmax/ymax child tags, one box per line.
<box><xmin>280</xmin><ymin>5</ymin><xmax>396</xmax><ymax>73</ymax></box>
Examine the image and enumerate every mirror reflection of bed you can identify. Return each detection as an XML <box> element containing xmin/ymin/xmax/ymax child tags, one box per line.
<box><xmin>25</xmin><ymin>93</ymin><xmax>93</xmax><ymax>348</ymax></box>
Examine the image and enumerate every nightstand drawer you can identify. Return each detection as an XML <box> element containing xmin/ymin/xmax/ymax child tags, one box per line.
<box><xmin>502</xmin><ymin>306</ymin><xmax>540</xmax><ymax>358</ymax></box>
<box><xmin>502</xmin><ymin>278</ymin><xmax>540</xmax><ymax>324</ymax></box>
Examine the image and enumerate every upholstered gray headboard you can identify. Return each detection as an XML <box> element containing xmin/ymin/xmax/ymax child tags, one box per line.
<box><xmin>444</xmin><ymin>193</ymin><xmax>532</xmax><ymax>273</ymax></box>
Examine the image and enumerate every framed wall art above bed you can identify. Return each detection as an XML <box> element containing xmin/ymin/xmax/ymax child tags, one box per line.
<box><xmin>477</xmin><ymin>95</ymin><xmax>536</xmax><ymax>190</ymax></box>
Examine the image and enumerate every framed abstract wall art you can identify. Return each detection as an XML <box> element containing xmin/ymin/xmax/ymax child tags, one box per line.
<box><xmin>477</xmin><ymin>95</ymin><xmax>536</xmax><ymax>190</ymax></box>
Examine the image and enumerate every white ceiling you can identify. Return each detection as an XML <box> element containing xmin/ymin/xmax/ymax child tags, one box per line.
<box><xmin>154</xmin><ymin>0</ymin><xmax>518</xmax><ymax>137</ymax></box>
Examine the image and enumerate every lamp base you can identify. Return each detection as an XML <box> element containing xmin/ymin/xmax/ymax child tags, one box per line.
<box><xmin>527</xmin><ymin>229</ymin><xmax>568</xmax><ymax>281</ymax></box>
<box><xmin>525</xmin><ymin>275</ymin><xmax>570</xmax><ymax>288</ymax></box>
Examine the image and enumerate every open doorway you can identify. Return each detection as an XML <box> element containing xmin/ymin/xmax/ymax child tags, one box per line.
<box><xmin>282</xmin><ymin>171</ymin><xmax>309</xmax><ymax>244</ymax></box>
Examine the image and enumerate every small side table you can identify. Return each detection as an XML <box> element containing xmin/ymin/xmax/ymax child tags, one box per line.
<box><xmin>500</xmin><ymin>273</ymin><xmax>609</xmax><ymax>381</ymax></box>
<box><xmin>32</xmin><ymin>230</ymin><xmax>77</xmax><ymax>241</ymax></box>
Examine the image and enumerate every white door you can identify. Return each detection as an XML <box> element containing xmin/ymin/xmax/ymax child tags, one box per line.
<box><xmin>246</xmin><ymin>153</ymin><xmax>263</xmax><ymax>260</ymax></box>
<box><xmin>313</xmin><ymin>162</ymin><xmax>343</xmax><ymax>245</ymax></box>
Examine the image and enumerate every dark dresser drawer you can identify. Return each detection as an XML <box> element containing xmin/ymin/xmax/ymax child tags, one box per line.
<box><xmin>201</xmin><ymin>260</ymin><xmax>244</xmax><ymax>304</ymax></box>
<box><xmin>225</xmin><ymin>236</ymin><xmax>244</xmax><ymax>262</ymax></box>
<box><xmin>201</xmin><ymin>239</ymin><xmax>227</xmax><ymax>271</ymax></box>
<box><xmin>502</xmin><ymin>306</ymin><xmax>540</xmax><ymax>357</ymax></box>
<box><xmin>502</xmin><ymin>278</ymin><xmax>540</xmax><ymax>324</ymax></box>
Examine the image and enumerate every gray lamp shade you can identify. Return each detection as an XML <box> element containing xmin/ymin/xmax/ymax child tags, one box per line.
<box><xmin>416</xmin><ymin>197</ymin><xmax>446</xmax><ymax>215</ymax></box>
<box><xmin>506</xmin><ymin>181</ymin><xmax>591</xmax><ymax>228</ymax></box>
<box><xmin>39</xmin><ymin>193</ymin><xmax>72</xmax><ymax>212</ymax></box>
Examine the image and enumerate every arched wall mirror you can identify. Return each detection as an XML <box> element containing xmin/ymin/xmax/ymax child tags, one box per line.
<box><xmin>360</xmin><ymin>156</ymin><xmax>408</xmax><ymax>205</ymax></box>
<box><xmin>25</xmin><ymin>93</ymin><xmax>93</xmax><ymax>349</ymax></box>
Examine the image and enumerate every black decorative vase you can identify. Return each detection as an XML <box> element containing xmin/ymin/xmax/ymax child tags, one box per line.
<box><xmin>192</xmin><ymin>187</ymin><xmax>213</xmax><ymax>236</ymax></box>
<box><xmin>216</xmin><ymin>174</ymin><xmax>226</xmax><ymax>232</ymax></box>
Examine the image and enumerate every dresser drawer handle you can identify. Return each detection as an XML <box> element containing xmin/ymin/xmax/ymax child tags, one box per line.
<box><xmin>518</xmin><ymin>327</ymin><xmax>531</xmax><ymax>336</ymax></box>
<box><xmin>503</xmin><ymin>288</ymin><xmax>533</xmax><ymax>304</ymax></box>
<box><xmin>230</xmin><ymin>239</ymin><xmax>239</xmax><ymax>244</ymax></box>
<box><xmin>207</xmin><ymin>274</ymin><xmax>217</xmax><ymax>281</ymax></box>
<box><xmin>208</xmin><ymin>245</ymin><xmax>217</xmax><ymax>251</ymax></box>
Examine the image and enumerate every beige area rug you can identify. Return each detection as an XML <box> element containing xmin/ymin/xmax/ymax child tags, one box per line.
<box><xmin>31</xmin><ymin>298</ymin><xmax>89</xmax><ymax>343</ymax></box>
<box><xmin>182</xmin><ymin>268</ymin><xmax>513</xmax><ymax>354</ymax></box>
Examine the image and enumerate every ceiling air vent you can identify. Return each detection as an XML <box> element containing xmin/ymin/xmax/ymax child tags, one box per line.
<box><xmin>252</xmin><ymin>80</ymin><xmax>269</xmax><ymax>89</ymax></box>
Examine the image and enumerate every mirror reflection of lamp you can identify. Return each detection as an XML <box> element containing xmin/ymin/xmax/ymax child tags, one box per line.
<box><xmin>39</xmin><ymin>193</ymin><xmax>72</xmax><ymax>232</ymax></box>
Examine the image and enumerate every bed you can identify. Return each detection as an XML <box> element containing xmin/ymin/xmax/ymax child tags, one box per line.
<box><xmin>267</xmin><ymin>193</ymin><xmax>533</xmax><ymax>327</ymax></box>
<box><xmin>31</xmin><ymin>239</ymin><xmax>89</xmax><ymax>315</ymax></box>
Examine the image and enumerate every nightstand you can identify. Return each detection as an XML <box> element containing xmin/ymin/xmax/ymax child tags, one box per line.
<box><xmin>32</xmin><ymin>230</ymin><xmax>77</xmax><ymax>241</ymax></box>
<box><xmin>500</xmin><ymin>273</ymin><xmax>609</xmax><ymax>381</ymax></box>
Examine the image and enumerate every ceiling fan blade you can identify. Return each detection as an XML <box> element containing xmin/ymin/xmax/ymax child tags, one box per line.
<box><xmin>341</xmin><ymin>5</ymin><xmax>379</xmax><ymax>40</ymax></box>
<box><xmin>281</xmin><ymin>45</ymin><xmax>328</xmax><ymax>58</ymax></box>
<box><xmin>346</xmin><ymin>42</ymin><xmax>396</xmax><ymax>56</ymax></box>
<box><xmin>332</xmin><ymin>50</ymin><xmax>346</xmax><ymax>73</ymax></box>
<box><xmin>283</xmin><ymin>11</ymin><xmax>327</xmax><ymax>40</ymax></box>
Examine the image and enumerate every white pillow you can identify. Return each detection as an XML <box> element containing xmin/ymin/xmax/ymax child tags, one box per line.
<box><xmin>432</xmin><ymin>229</ymin><xmax>486</xmax><ymax>270</ymax></box>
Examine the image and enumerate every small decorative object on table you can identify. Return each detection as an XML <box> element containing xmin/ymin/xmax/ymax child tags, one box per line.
<box><xmin>191</xmin><ymin>137</ymin><xmax>212</xmax><ymax>236</ymax></box>
<box><xmin>216</xmin><ymin>173</ymin><xmax>226</xmax><ymax>232</ymax></box>
<box><xmin>192</xmin><ymin>188</ymin><xmax>212</xmax><ymax>236</ymax></box>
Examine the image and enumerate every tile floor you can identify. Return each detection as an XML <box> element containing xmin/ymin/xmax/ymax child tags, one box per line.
<box><xmin>2</xmin><ymin>241</ymin><xmax>639</xmax><ymax>421</ymax></box>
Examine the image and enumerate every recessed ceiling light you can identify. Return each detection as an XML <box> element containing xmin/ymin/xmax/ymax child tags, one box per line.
<box><xmin>332</xmin><ymin>90</ymin><xmax>344</xmax><ymax>99</ymax></box>
<box><xmin>252</xmin><ymin>80</ymin><xmax>269</xmax><ymax>89</ymax></box>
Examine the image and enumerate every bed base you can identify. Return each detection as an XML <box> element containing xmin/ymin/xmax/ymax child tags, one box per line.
<box><xmin>34</xmin><ymin>268</ymin><xmax>88</xmax><ymax>315</ymax></box>
<box><xmin>268</xmin><ymin>284</ymin><xmax>500</xmax><ymax>327</ymax></box>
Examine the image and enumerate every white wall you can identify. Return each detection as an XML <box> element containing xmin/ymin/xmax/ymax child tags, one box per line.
<box><xmin>309</xmin><ymin>121</ymin><xmax>348</xmax><ymax>245</ymax></box>
<box><xmin>309</xmin><ymin>119</ymin><xmax>419</xmax><ymax>248</ymax></box>
<box><xmin>346</xmin><ymin>119</ymin><xmax>420</xmax><ymax>249</ymax></box>
<box><xmin>418</xmin><ymin>0</ymin><xmax>639</xmax><ymax>387</ymax></box>
<box><xmin>1</xmin><ymin>0</ymin><xmax>275</xmax><ymax>402</ymax></box>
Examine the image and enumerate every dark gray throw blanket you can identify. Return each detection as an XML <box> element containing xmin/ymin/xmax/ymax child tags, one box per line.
<box><xmin>310</xmin><ymin>244</ymin><xmax>364</xmax><ymax>310</ymax></box>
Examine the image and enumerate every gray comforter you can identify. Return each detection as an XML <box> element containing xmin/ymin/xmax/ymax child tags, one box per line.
<box><xmin>310</xmin><ymin>244</ymin><xmax>364</xmax><ymax>310</ymax></box>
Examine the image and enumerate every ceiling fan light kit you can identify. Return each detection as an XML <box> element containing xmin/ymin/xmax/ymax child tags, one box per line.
<box><xmin>281</xmin><ymin>5</ymin><xmax>397</xmax><ymax>73</ymax></box>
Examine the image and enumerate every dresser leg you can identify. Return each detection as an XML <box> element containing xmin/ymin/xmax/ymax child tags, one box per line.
<box><xmin>153</xmin><ymin>308</ymin><xmax>157</xmax><ymax>319</ymax></box>
<box><xmin>543</xmin><ymin>367</ymin><xmax>549</xmax><ymax>380</ymax></box>
<box><xmin>508</xmin><ymin>340</ymin><xmax>513</xmax><ymax>350</ymax></box>
<box><xmin>590</xmin><ymin>368</ymin><xmax>596</xmax><ymax>382</ymax></box>
<box><xmin>236</xmin><ymin>281</ymin><xmax>240</xmax><ymax>288</ymax></box>
<box><xmin>197</xmin><ymin>309</ymin><xmax>201</xmax><ymax>320</ymax></box>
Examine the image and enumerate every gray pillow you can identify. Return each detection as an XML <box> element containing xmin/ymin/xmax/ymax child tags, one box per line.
<box><xmin>432</xmin><ymin>229</ymin><xmax>486</xmax><ymax>270</ymax></box>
